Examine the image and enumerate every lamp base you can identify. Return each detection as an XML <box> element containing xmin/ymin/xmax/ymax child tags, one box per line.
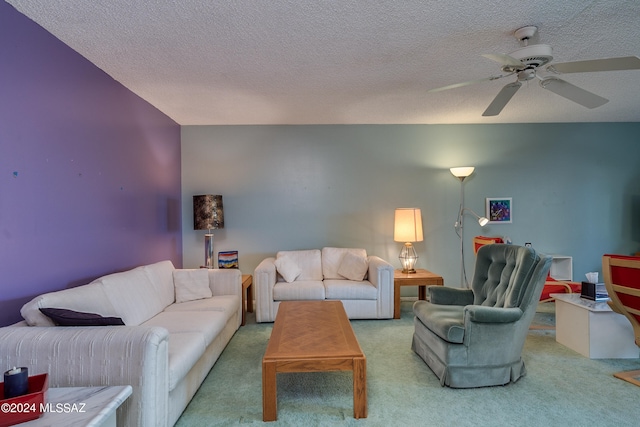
<box><xmin>399</xmin><ymin>242</ymin><xmax>418</xmax><ymax>274</ymax></box>
<box><xmin>204</xmin><ymin>233</ymin><xmax>215</xmax><ymax>269</ymax></box>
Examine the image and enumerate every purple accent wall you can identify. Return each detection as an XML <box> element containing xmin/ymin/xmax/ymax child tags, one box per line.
<box><xmin>0</xmin><ymin>3</ymin><xmax>182</xmax><ymax>326</ymax></box>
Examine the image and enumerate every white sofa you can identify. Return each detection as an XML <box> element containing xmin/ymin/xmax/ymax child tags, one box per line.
<box><xmin>0</xmin><ymin>260</ymin><xmax>242</xmax><ymax>427</ymax></box>
<box><xmin>254</xmin><ymin>247</ymin><xmax>394</xmax><ymax>322</ymax></box>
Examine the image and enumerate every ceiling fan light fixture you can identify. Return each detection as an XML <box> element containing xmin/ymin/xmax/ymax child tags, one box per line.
<box><xmin>514</xmin><ymin>26</ymin><xmax>538</xmax><ymax>46</ymax></box>
<box><xmin>428</xmin><ymin>25</ymin><xmax>640</xmax><ymax>117</ymax></box>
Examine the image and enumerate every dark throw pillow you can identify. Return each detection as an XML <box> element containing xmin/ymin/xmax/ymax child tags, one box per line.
<box><xmin>39</xmin><ymin>307</ymin><xmax>125</xmax><ymax>326</ymax></box>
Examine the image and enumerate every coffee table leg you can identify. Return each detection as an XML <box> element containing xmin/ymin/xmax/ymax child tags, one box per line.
<box><xmin>262</xmin><ymin>360</ymin><xmax>277</xmax><ymax>421</ymax></box>
<box><xmin>353</xmin><ymin>356</ymin><xmax>367</xmax><ymax>419</ymax></box>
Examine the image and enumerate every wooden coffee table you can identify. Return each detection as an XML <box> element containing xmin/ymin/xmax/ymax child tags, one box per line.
<box><xmin>262</xmin><ymin>301</ymin><xmax>367</xmax><ymax>421</ymax></box>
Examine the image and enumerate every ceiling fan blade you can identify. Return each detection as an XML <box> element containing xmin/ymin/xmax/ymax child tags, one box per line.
<box><xmin>482</xmin><ymin>81</ymin><xmax>522</xmax><ymax>116</ymax></box>
<box><xmin>547</xmin><ymin>56</ymin><xmax>640</xmax><ymax>74</ymax></box>
<box><xmin>482</xmin><ymin>53</ymin><xmax>526</xmax><ymax>69</ymax></box>
<box><xmin>539</xmin><ymin>77</ymin><xmax>608</xmax><ymax>108</ymax></box>
<box><xmin>428</xmin><ymin>73</ymin><xmax>513</xmax><ymax>93</ymax></box>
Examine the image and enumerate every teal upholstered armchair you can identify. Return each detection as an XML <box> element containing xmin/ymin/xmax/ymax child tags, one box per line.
<box><xmin>411</xmin><ymin>244</ymin><xmax>551</xmax><ymax>388</ymax></box>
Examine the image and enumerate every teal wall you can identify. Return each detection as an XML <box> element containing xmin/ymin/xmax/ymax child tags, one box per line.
<box><xmin>181</xmin><ymin>123</ymin><xmax>640</xmax><ymax>292</ymax></box>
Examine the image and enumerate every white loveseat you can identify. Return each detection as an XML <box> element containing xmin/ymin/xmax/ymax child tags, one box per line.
<box><xmin>0</xmin><ymin>260</ymin><xmax>242</xmax><ymax>427</ymax></box>
<box><xmin>254</xmin><ymin>247</ymin><xmax>394</xmax><ymax>322</ymax></box>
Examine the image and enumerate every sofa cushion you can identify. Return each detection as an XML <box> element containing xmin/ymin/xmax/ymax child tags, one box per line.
<box><xmin>143</xmin><ymin>260</ymin><xmax>176</xmax><ymax>309</ymax></box>
<box><xmin>100</xmin><ymin>267</ymin><xmax>166</xmax><ymax>326</ymax></box>
<box><xmin>322</xmin><ymin>247</ymin><xmax>367</xmax><ymax>280</ymax></box>
<box><xmin>165</xmin><ymin>332</ymin><xmax>206</xmax><ymax>391</ymax></box>
<box><xmin>173</xmin><ymin>269</ymin><xmax>212</xmax><ymax>303</ymax></box>
<box><xmin>273</xmin><ymin>281</ymin><xmax>325</xmax><ymax>300</ymax></box>
<box><xmin>164</xmin><ymin>295</ymin><xmax>240</xmax><ymax>321</ymax></box>
<box><xmin>324</xmin><ymin>280</ymin><xmax>378</xmax><ymax>300</ymax></box>
<box><xmin>20</xmin><ymin>281</ymin><xmax>119</xmax><ymax>327</ymax></box>
<box><xmin>143</xmin><ymin>311</ymin><xmax>227</xmax><ymax>347</ymax></box>
<box><xmin>276</xmin><ymin>250</ymin><xmax>322</xmax><ymax>281</ymax></box>
<box><xmin>38</xmin><ymin>307</ymin><xmax>124</xmax><ymax>326</ymax></box>
<box><xmin>337</xmin><ymin>251</ymin><xmax>369</xmax><ymax>281</ymax></box>
<box><xmin>274</xmin><ymin>256</ymin><xmax>301</xmax><ymax>283</ymax></box>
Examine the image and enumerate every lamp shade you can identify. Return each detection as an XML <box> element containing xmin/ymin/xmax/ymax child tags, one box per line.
<box><xmin>193</xmin><ymin>195</ymin><xmax>224</xmax><ymax>230</ymax></box>
<box><xmin>394</xmin><ymin>208</ymin><xmax>424</xmax><ymax>242</ymax></box>
<box><xmin>450</xmin><ymin>167</ymin><xmax>475</xmax><ymax>179</ymax></box>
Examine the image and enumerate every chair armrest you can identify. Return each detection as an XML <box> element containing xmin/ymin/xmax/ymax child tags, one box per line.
<box><xmin>207</xmin><ymin>268</ymin><xmax>242</xmax><ymax>297</ymax></box>
<box><xmin>254</xmin><ymin>257</ymin><xmax>277</xmax><ymax>322</ymax></box>
<box><xmin>0</xmin><ymin>325</ymin><xmax>170</xmax><ymax>427</ymax></box>
<box><xmin>428</xmin><ymin>286</ymin><xmax>474</xmax><ymax>306</ymax></box>
<box><xmin>464</xmin><ymin>306</ymin><xmax>523</xmax><ymax>323</ymax></box>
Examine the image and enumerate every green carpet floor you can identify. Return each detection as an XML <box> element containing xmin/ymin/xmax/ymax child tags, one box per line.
<box><xmin>175</xmin><ymin>301</ymin><xmax>639</xmax><ymax>426</ymax></box>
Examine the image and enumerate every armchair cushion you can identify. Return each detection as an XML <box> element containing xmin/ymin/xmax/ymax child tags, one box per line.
<box><xmin>413</xmin><ymin>303</ymin><xmax>465</xmax><ymax>343</ymax></box>
<box><xmin>473</xmin><ymin>244</ymin><xmax>538</xmax><ymax>308</ymax></box>
<box><xmin>274</xmin><ymin>256</ymin><xmax>301</xmax><ymax>283</ymax></box>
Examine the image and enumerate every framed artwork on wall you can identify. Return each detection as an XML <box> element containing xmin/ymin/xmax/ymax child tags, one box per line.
<box><xmin>486</xmin><ymin>198</ymin><xmax>512</xmax><ymax>224</ymax></box>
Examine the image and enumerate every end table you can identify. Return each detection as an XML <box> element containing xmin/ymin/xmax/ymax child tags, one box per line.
<box><xmin>241</xmin><ymin>274</ymin><xmax>253</xmax><ymax>326</ymax></box>
<box><xmin>393</xmin><ymin>269</ymin><xmax>444</xmax><ymax>319</ymax></box>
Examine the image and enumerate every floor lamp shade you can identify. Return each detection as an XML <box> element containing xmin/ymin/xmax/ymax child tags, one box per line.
<box><xmin>394</xmin><ymin>208</ymin><xmax>424</xmax><ymax>273</ymax></box>
<box><xmin>193</xmin><ymin>195</ymin><xmax>224</xmax><ymax>268</ymax></box>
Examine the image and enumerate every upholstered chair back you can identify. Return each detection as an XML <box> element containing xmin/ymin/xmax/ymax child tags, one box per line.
<box><xmin>471</xmin><ymin>244</ymin><xmax>541</xmax><ymax>308</ymax></box>
<box><xmin>603</xmin><ymin>254</ymin><xmax>640</xmax><ymax>346</ymax></box>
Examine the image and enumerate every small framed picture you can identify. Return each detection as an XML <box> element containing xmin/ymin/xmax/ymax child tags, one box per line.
<box><xmin>218</xmin><ymin>251</ymin><xmax>239</xmax><ymax>269</ymax></box>
<box><xmin>486</xmin><ymin>198</ymin><xmax>512</xmax><ymax>224</ymax></box>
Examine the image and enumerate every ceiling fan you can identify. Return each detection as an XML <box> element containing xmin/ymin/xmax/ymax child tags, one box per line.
<box><xmin>428</xmin><ymin>26</ymin><xmax>640</xmax><ymax>116</ymax></box>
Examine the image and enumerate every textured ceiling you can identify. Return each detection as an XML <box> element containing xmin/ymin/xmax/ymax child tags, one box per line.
<box><xmin>6</xmin><ymin>0</ymin><xmax>640</xmax><ymax>125</ymax></box>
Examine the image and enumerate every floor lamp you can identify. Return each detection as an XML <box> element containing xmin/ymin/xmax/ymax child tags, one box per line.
<box><xmin>193</xmin><ymin>195</ymin><xmax>224</xmax><ymax>269</ymax></box>
<box><xmin>450</xmin><ymin>167</ymin><xmax>488</xmax><ymax>287</ymax></box>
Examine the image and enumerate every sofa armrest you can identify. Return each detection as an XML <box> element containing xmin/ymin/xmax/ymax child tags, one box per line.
<box><xmin>366</xmin><ymin>256</ymin><xmax>394</xmax><ymax>288</ymax></box>
<box><xmin>367</xmin><ymin>255</ymin><xmax>395</xmax><ymax>318</ymax></box>
<box><xmin>207</xmin><ymin>268</ymin><xmax>242</xmax><ymax>297</ymax></box>
<box><xmin>0</xmin><ymin>325</ymin><xmax>169</xmax><ymax>427</ymax></box>
<box><xmin>254</xmin><ymin>257</ymin><xmax>277</xmax><ymax>322</ymax></box>
<box><xmin>428</xmin><ymin>286</ymin><xmax>474</xmax><ymax>306</ymax></box>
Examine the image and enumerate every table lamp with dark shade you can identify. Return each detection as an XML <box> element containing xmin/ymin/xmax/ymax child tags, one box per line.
<box><xmin>193</xmin><ymin>195</ymin><xmax>224</xmax><ymax>268</ymax></box>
